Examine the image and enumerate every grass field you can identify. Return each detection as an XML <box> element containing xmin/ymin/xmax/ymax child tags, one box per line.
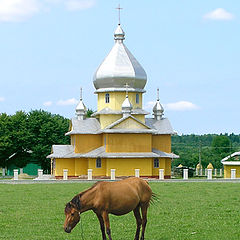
<box><xmin>0</xmin><ymin>182</ymin><xmax>240</xmax><ymax>240</ymax></box>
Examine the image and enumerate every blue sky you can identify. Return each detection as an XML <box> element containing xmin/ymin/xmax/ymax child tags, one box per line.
<box><xmin>0</xmin><ymin>0</ymin><xmax>239</xmax><ymax>134</ymax></box>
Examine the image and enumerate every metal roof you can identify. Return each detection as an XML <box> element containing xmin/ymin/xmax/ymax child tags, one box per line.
<box><xmin>47</xmin><ymin>145</ymin><xmax>178</xmax><ymax>159</ymax></box>
<box><xmin>145</xmin><ymin>118</ymin><xmax>176</xmax><ymax>135</ymax></box>
<box><xmin>221</xmin><ymin>152</ymin><xmax>240</xmax><ymax>165</ymax></box>
<box><xmin>93</xmin><ymin>24</ymin><xmax>147</xmax><ymax>91</ymax></box>
<box><xmin>92</xmin><ymin>107</ymin><xmax>149</xmax><ymax>116</ymax></box>
<box><xmin>65</xmin><ymin>118</ymin><xmax>101</xmax><ymax>135</ymax></box>
<box><xmin>105</xmin><ymin>115</ymin><xmax>151</xmax><ymax>130</ymax></box>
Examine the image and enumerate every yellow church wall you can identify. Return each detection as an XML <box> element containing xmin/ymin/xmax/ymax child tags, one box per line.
<box><xmin>106</xmin><ymin>133</ymin><xmax>152</xmax><ymax>152</ymax></box>
<box><xmin>55</xmin><ymin>158</ymin><xmax>75</xmax><ymax>177</ymax></box>
<box><xmin>75</xmin><ymin>158</ymin><xmax>88</xmax><ymax>176</ymax></box>
<box><xmin>97</xmin><ymin>92</ymin><xmax>142</xmax><ymax>111</ymax></box>
<box><xmin>152</xmin><ymin>135</ymin><xmax>171</xmax><ymax>152</ymax></box>
<box><xmin>99</xmin><ymin>115</ymin><xmax>122</xmax><ymax>129</ymax></box>
<box><xmin>88</xmin><ymin>158</ymin><xmax>106</xmax><ymax>176</ymax></box>
<box><xmin>74</xmin><ymin>134</ymin><xmax>102</xmax><ymax>153</ymax></box>
<box><xmin>224</xmin><ymin>165</ymin><xmax>240</xmax><ymax>178</ymax></box>
<box><xmin>106</xmin><ymin>158</ymin><xmax>152</xmax><ymax>177</ymax></box>
<box><xmin>164</xmin><ymin>158</ymin><xmax>172</xmax><ymax>176</ymax></box>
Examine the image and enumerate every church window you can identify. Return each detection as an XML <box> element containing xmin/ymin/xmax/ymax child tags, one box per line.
<box><xmin>105</xmin><ymin>93</ymin><xmax>110</xmax><ymax>103</ymax></box>
<box><xmin>154</xmin><ymin>158</ymin><xmax>159</xmax><ymax>168</ymax></box>
<box><xmin>136</xmin><ymin>93</ymin><xmax>139</xmax><ymax>104</ymax></box>
<box><xmin>96</xmin><ymin>157</ymin><xmax>102</xmax><ymax>168</ymax></box>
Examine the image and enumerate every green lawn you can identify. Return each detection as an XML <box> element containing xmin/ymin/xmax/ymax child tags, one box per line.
<box><xmin>0</xmin><ymin>182</ymin><xmax>240</xmax><ymax>240</ymax></box>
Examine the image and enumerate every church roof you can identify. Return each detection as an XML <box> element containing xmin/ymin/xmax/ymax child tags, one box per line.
<box><xmin>92</xmin><ymin>107</ymin><xmax>149</xmax><ymax>116</ymax></box>
<box><xmin>93</xmin><ymin>24</ymin><xmax>147</xmax><ymax>92</ymax></box>
<box><xmin>66</xmin><ymin>118</ymin><xmax>101</xmax><ymax>135</ymax></box>
<box><xmin>47</xmin><ymin>145</ymin><xmax>179</xmax><ymax>159</ymax></box>
<box><xmin>105</xmin><ymin>115</ymin><xmax>150</xmax><ymax>130</ymax></box>
<box><xmin>145</xmin><ymin>118</ymin><xmax>176</xmax><ymax>135</ymax></box>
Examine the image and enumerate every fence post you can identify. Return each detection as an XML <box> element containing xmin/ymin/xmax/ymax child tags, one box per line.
<box><xmin>88</xmin><ymin>169</ymin><xmax>92</xmax><ymax>180</ymax></box>
<box><xmin>63</xmin><ymin>169</ymin><xmax>68</xmax><ymax>180</ymax></box>
<box><xmin>20</xmin><ymin>168</ymin><xmax>23</xmax><ymax>174</ymax></box>
<box><xmin>13</xmin><ymin>169</ymin><xmax>18</xmax><ymax>180</ymax></box>
<box><xmin>38</xmin><ymin>169</ymin><xmax>43</xmax><ymax>180</ymax></box>
<box><xmin>111</xmin><ymin>169</ymin><xmax>116</xmax><ymax>180</ymax></box>
<box><xmin>159</xmin><ymin>169</ymin><xmax>164</xmax><ymax>180</ymax></box>
<box><xmin>2</xmin><ymin>168</ymin><xmax>6</xmax><ymax>177</ymax></box>
<box><xmin>204</xmin><ymin>169</ymin><xmax>207</xmax><ymax>176</ymax></box>
<box><xmin>231</xmin><ymin>169</ymin><xmax>236</xmax><ymax>179</ymax></box>
<box><xmin>214</xmin><ymin>169</ymin><xmax>217</xmax><ymax>176</ymax></box>
<box><xmin>220</xmin><ymin>169</ymin><xmax>223</xmax><ymax>177</ymax></box>
<box><xmin>200</xmin><ymin>168</ymin><xmax>203</xmax><ymax>176</ymax></box>
<box><xmin>195</xmin><ymin>168</ymin><xmax>198</xmax><ymax>176</ymax></box>
<box><xmin>135</xmin><ymin>169</ymin><xmax>140</xmax><ymax>178</ymax></box>
<box><xmin>207</xmin><ymin>169</ymin><xmax>212</xmax><ymax>180</ymax></box>
<box><xmin>183</xmin><ymin>169</ymin><xmax>188</xmax><ymax>180</ymax></box>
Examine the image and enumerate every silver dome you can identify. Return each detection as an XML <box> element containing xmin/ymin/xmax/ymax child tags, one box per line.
<box><xmin>93</xmin><ymin>24</ymin><xmax>147</xmax><ymax>91</ymax></box>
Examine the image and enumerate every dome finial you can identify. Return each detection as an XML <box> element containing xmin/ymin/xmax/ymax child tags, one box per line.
<box><xmin>122</xmin><ymin>83</ymin><xmax>132</xmax><ymax>117</ymax></box>
<box><xmin>125</xmin><ymin>83</ymin><xmax>129</xmax><ymax>97</ymax></box>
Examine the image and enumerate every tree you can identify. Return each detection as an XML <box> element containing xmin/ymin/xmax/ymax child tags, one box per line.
<box><xmin>86</xmin><ymin>109</ymin><xmax>94</xmax><ymax>118</ymax></box>
<box><xmin>27</xmin><ymin>110</ymin><xmax>70</xmax><ymax>172</ymax></box>
<box><xmin>0</xmin><ymin>113</ymin><xmax>13</xmax><ymax>167</ymax></box>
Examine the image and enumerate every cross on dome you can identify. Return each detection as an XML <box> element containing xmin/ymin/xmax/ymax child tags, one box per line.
<box><xmin>116</xmin><ymin>4</ymin><xmax>123</xmax><ymax>25</ymax></box>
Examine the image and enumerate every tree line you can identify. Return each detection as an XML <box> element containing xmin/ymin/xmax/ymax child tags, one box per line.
<box><xmin>0</xmin><ymin>110</ymin><xmax>70</xmax><ymax>171</ymax></box>
<box><xmin>172</xmin><ymin>134</ymin><xmax>240</xmax><ymax>169</ymax></box>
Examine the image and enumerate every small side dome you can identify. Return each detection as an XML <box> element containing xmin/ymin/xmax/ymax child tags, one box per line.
<box><xmin>153</xmin><ymin>88</ymin><xmax>164</xmax><ymax>120</ymax></box>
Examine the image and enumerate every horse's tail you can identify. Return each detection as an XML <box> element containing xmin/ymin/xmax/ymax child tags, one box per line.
<box><xmin>150</xmin><ymin>192</ymin><xmax>159</xmax><ymax>205</ymax></box>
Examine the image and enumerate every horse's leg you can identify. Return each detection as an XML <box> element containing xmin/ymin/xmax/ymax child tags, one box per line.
<box><xmin>96</xmin><ymin>213</ymin><xmax>107</xmax><ymax>240</ymax></box>
<box><xmin>140</xmin><ymin>204</ymin><xmax>149</xmax><ymax>240</ymax></box>
<box><xmin>102</xmin><ymin>211</ymin><xmax>112</xmax><ymax>240</ymax></box>
<box><xmin>133</xmin><ymin>205</ymin><xmax>142</xmax><ymax>240</ymax></box>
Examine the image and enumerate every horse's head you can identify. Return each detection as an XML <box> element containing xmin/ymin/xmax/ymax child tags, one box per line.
<box><xmin>64</xmin><ymin>196</ymin><xmax>81</xmax><ymax>233</ymax></box>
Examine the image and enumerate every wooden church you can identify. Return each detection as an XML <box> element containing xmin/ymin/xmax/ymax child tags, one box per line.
<box><xmin>47</xmin><ymin>23</ymin><xmax>178</xmax><ymax>178</ymax></box>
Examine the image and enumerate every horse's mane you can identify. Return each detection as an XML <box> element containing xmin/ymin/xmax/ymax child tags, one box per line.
<box><xmin>65</xmin><ymin>181</ymin><xmax>101</xmax><ymax>213</ymax></box>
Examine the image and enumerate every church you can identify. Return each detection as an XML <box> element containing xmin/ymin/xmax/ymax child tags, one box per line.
<box><xmin>47</xmin><ymin>23</ymin><xmax>178</xmax><ymax>179</ymax></box>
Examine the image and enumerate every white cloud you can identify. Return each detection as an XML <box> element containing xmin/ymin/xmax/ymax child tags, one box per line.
<box><xmin>43</xmin><ymin>101</ymin><xmax>53</xmax><ymax>107</ymax></box>
<box><xmin>144</xmin><ymin>101</ymin><xmax>156</xmax><ymax>110</ymax></box>
<box><xmin>65</xmin><ymin>0</ymin><xmax>96</xmax><ymax>11</ymax></box>
<box><xmin>165</xmin><ymin>101</ymin><xmax>199</xmax><ymax>111</ymax></box>
<box><xmin>0</xmin><ymin>97</ymin><xmax>5</xmax><ymax>102</ymax></box>
<box><xmin>0</xmin><ymin>0</ymin><xmax>41</xmax><ymax>22</ymax></box>
<box><xmin>203</xmin><ymin>8</ymin><xmax>234</xmax><ymax>21</ymax></box>
<box><xmin>57</xmin><ymin>98</ymin><xmax>78</xmax><ymax>106</ymax></box>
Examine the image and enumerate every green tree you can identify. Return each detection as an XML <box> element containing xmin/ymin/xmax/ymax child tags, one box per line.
<box><xmin>8</xmin><ymin>111</ymin><xmax>30</xmax><ymax>168</ymax></box>
<box><xmin>0</xmin><ymin>113</ymin><xmax>13</xmax><ymax>167</ymax></box>
<box><xmin>86</xmin><ymin>109</ymin><xmax>94</xmax><ymax>118</ymax></box>
<box><xmin>27</xmin><ymin>110</ymin><xmax>70</xmax><ymax>172</ymax></box>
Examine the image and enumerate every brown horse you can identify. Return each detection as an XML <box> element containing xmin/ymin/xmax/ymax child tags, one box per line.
<box><xmin>64</xmin><ymin>177</ymin><xmax>154</xmax><ymax>240</ymax></box>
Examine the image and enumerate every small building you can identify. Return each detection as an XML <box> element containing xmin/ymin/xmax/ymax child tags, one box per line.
<box><xmin>47</xmin><ymin>23</ymin><xmax>178</xmax><ymax>178</ymax></box>
<box><xmin>221</xmin><ymin>152</ymin><xmax>240</xmax><ymax>178</ymax></box>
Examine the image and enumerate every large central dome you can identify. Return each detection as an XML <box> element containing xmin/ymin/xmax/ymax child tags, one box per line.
<box><xmin>93</xmin><ymin>24</ymin><xmax>147</xmax><ymax>92</ymax></box>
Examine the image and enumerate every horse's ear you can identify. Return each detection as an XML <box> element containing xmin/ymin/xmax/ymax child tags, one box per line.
<box><xmin>71</xmin><ymin>195</ymin><xmax>81</xmax><ymax>210</ymax></box>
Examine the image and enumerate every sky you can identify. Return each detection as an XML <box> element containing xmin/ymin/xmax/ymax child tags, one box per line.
<box><xmin>0</xmin><ymin>0</ymin><xmax>239</xmax><ymax>135</ymax></box>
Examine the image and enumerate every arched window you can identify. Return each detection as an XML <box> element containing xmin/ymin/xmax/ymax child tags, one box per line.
<box><xmin>154</xmin><ymin>158</ymin><xmax>159</xmax><ymax>168</ymax></box>
<box><xmin>96</xmin><ymin>157</ymin><xmax>102</xmax><ymax>168</ymax></box>
<box><xmin>105</xmin><ymin>93</ymin><xmax>110</xmax><ymax>103</ymax></box>
<box><xmin>136</xmin><ymin>93</ymin><xmax>139</xmax><ymax>104</ymax></box>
